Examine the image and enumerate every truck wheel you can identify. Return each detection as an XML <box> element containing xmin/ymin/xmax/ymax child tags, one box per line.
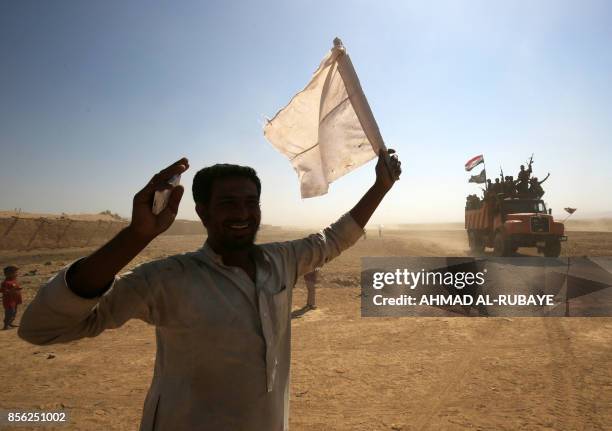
<box><xmin>473</xmin><ymin>233</ymin><xmax>485</xmax><ymax>254</ymax></box>
<box><xmin>494</xmin><ymin>232</ymin><xmax>510</xmax><ymax>257</ymax></box>
<box><xmin>468</xmin><ymin>231</ymin><xmax>485</xmax><ymax>255</ymax></box>
<box><xmin>543</xmin><ymin>240</ymin><xmax>561</xmax><ymax>257</ymax></box>
<box><xmin>468</xmin><ymin>230</ymin><xmax>476</xmax><ymax>251</ymax></box>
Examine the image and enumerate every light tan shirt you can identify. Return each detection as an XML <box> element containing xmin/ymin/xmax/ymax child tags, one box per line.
<box><xmin>19</xmin><ymin>213</ymin><xmax>363</xmax><ymax>431</ymax></box>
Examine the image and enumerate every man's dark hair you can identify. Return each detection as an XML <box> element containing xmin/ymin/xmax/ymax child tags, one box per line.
<box><xmin>192</xmin><ymin>164</ymin><xmax>261</xmax><ymax>204</ymax></box>
<box><xmin>4</xmin><ymin>265</ymin><xmax>18</xmax><ymax>276</ymax></box>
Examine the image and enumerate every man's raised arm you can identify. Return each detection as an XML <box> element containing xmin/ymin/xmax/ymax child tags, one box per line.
<box><xmin>18</xmin><ymin>158</ymin><xmax>189</xmax><ymax>345</ymax></box>
<box><xmin>67</xmin><ymin>158</ymin><xmax>189</xmax><ymax>298</ymax></box>
<box><xmin>285</xmin><ymin>149</ymin><xmax>402</xmax><ymax>279</ymax></box>
<box><xmin>349</xmin><ymin>149</ymin><xmax>401</xmax><ymax>229</ymax></box>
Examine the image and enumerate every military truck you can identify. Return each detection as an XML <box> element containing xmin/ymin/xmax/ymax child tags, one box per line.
<box><xmin>465</xmin><ymin>196</ymin><xmax>566</xmax><ymax>257</ymax></box>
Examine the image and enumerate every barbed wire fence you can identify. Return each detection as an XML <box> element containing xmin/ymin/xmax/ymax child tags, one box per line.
<box><xmin>0</xmin><ymin>214</ymin><xmax>212</xmax><ymax>251</ymax></box>
<box><xmin>0</xmin><ymin>216</ymin><xmax>128</xmax><ymax>251</ymax></box>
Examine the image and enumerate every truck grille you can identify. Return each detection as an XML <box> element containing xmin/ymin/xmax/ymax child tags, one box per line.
<box><xmin>531</xmin><ymin>216</ymin><xmax>550</xmax><ymax>233</ymax></box>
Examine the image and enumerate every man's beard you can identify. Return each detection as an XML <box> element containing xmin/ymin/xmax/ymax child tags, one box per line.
<box><xmin>220</xmin><ymin>221</ymin><xmax>260</xmax><ymax>251</ymax></box>
<box><xmin>223</xmin><ymin>231</ymin><xmax>258</xmax><ymax>251</ymax></box>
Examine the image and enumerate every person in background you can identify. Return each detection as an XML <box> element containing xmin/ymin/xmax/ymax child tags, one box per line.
<box><xmin>2</xmin><ymin>265</ymin><xmax>22</xmax><ymax>330</ymax></box>
<box><xmin>303</xmin><ymin>268</ymin><xmax>320</xmax><ymax>310</ymax></box>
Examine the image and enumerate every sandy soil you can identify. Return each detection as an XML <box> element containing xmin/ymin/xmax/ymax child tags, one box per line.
<box><xmin>0</xmin><ymin>229</ymin><xmax>611</xmax><ymax>430</ymax></box>
<box><xmin>0</xmin><ymin>211</ymin><xmax>126</xmax><ymax>222</ymax></box>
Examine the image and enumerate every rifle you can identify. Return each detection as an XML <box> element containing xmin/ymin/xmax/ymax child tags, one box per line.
<box><xmin>527</xmin><ymin>153</ymin><xmax>534</xmax><ymax>170</ymax></box>
<box><xmin>500</xmin><ymin>166</ymin><xmax>504</xmax><ymax>181</ymax></box>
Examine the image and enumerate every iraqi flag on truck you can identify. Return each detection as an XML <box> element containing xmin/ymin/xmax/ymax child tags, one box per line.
<box><xmin>465</xmin><ymin>154</ymin><xmax>484</xmax><ymax>171</ymax></box>
<box><xmin>469</xmin><ymin>169</ymin><xmax>486</xmax><ymax>184</ymax></box>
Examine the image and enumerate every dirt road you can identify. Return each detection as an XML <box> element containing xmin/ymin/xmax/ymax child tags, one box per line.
<box><xmin>1</xmin><ymin>229</ymin><xmax>610</xmax><ymax>430</ymax></box>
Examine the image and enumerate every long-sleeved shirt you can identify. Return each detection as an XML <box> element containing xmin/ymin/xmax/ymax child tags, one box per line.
<box><xmin>2</xmin><ymin>279</ymin><xmax>22</xmax><ymax>308</ymax></box>
<box><xmin>18</xmin><ymin>213</ymin><xmax>363</xmax><ymax>430</ymax></box>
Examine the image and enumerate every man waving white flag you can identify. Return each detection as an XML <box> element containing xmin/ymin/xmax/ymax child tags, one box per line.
<box><xmin>264</xmin><ymin>38</ymin><xmax>387</xmax><ymax>198</ymax></box>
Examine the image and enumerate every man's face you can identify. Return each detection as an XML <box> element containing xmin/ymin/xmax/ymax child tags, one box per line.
<box><xmin>5</xmin><ymin>269</ymin><xmax>17</xmax><ymax>280</ymax></box>
<box><xmin>196</xmin><ymin>176</ymin><xmax>261</xmax><ymax>251</ymax></box>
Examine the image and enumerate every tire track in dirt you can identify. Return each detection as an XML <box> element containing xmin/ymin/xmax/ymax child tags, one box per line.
<box><xmin>413</xmin><ymin>332</ymin><xmax>486</xmax><ymax>431</ymax></box>
<box><xmin>542</xmin><ymin>318</ymin><xmax>600</xmax><ymax>431</ymax></box>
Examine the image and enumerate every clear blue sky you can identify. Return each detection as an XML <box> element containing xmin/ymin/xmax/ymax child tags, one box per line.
<box><xmin>1</xmin><ymin>0</ymin><xmax>611</xmax><ymax>226</ymax></box>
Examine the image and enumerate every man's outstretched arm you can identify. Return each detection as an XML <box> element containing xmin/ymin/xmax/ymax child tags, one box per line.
<box><xmin>538</xmin><ymin>173</ymin><xmax>550</xmax><ymax>185</ymax></box>
<box><xmin>349</xmin><ymin>149</ymin><xmax>401</xmax><ymax>228</ymax></box>
<box><xmin>285</xmin><ymin>149</ymin><xmax>402</xmax><ymax>279</ymax></box>
<box><xmin>67</xmin><ymin>158</ymin><xmax>189</xmax><ymax>298</ymax></box>
<box><xmin>18</xmin><ymin>158</ymin><xmax>189</xmax><ymax>345</ymax></box>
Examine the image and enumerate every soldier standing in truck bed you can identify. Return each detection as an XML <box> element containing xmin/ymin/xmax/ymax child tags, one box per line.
<box><xmin>466</xmin><ymin>194</ymin><xmax>480</xmax><ymax>209</ymax></box>
<box><xmin>487</xmin><ymin>179</ymin><xmax>501</xmax><ymax>199</ymax></box>
<box><xmin>500</xmin><ymin>177</ymin><xmax>508</xmax><ymax>195</ymax></box>
<box><xmin>485</xmin><ymin>179</ymin><xmax>493</xmax><ymax>198</ymax></box>
<box><xmin>493</xmin><ymin>178</ymin><xmax>501</xmax><ymax>195</ymax></box>
<box><xmin>516</xmin><ymin>164</ymin><xmax>532</xmax><ymax>195</ymax></box>
<box><xmin>529</xmin><ymin>173</ymin><xmax>550</xmax><ymax>199</ymax></box>
<box><xmin>504</xmin><ymin>176</ymin><xmax>517</xmax><ymax>197</ymax></box>
<box><xmin>517</xmin><ymin>164</ymin><xmax>532</xmax><ymax>182</ymax></box>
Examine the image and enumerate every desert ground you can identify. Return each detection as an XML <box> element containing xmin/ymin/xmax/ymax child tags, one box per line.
<box><xmin>1</xmin><ymin>226</ymin><xmax>611</xmax><ymax>430</ymax></box>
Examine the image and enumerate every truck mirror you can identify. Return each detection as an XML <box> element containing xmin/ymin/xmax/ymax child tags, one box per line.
<box><xmin>548</xmin><ymin>208</ymin><xmax>552</xmax><ymax>215</ymax></box>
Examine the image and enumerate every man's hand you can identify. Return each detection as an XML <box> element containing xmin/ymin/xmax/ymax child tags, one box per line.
<box><xmin>129</xmin><ymin>158</ymin><xmax>190</xmax><ymax>241</ymax></box>
<box><xmin>374</xmin><ymin>148</ymin><xmax>402</xmax><ymax>192</ymax></box>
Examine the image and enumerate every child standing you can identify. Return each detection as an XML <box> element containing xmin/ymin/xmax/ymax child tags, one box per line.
<box><xmin>303</xmin><ymin>268</ymin><xmax>320</xmax><ymax>310</ymax></box>
<box><xmin>2</xmin><ymin>265</ymin><xmax>22</xmax><ymax>330</ymax></box>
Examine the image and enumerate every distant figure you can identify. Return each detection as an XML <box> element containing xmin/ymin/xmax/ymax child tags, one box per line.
<box><xmin>504</xmin><ymin>176</ymin><xmax>517</xmax><ymax>196</ymax></box>
<box><xmin>529</xmin><ymin>174</ymin><xmax>550</xmax><ymax>199</ymax></box>
<box><xmin>378</xmin><ymin>224</ymin><xmax>384</xmax><ymax>239</ymax></box>
<box><xmin>493</xmin><ymin>178</ymin><xmax>501</xmax><ymax>195</ymax></box>
<box><xmin>517</xmin><ymin>164</ymin><xmax>532</xmax><ymax>183</ymax></box>
<box><xmin>485</xmin><ymin>179</ymin><xmax>499</xmax><ymax>199</ymax></box>
<box><xmin>2</xmin><ymin>265</ymin><xmax>22</xmax><ymax>330</ymax></box>
<box><xmin>303</xmin><ymin>268</ymin><xmax>320</xmax><ymax>310</ymax></box>
<box><xmin>466</xmin><ymin>194</ymin><xmax>482</xmax><ymax>209</ymax></box>
<box><xmin>516</xmin><ymin>164</ymin><xmax>532</xmax><ymax>195</ymax></box>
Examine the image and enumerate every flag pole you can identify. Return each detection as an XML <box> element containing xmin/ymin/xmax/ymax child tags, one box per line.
<box><xmin>483</xmin><ymin>158</ymin><xmax>488</xmax><ymax>189</ymax></box>
<box><xmin>561</xmin><ymin>210</ymin><xmax>577</xmax><ymax>224</ymax></box>
<box><xmin>333</xmin><ymin>38</ymin><xmax>397</xmax><ymax>179</ymax></box>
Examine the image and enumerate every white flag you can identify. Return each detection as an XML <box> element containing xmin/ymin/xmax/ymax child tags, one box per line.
<box><xmin>264</xmin><ymin>38</ymin><xmax>386</xmax><ymax>198</ymax></box>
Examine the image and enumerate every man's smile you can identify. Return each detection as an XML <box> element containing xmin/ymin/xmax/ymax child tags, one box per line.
<box><xmin>224</xmin><ymin>220</ymin><xmax>258</xmax><ymax>236</ymax></box>
<box><xmin>228</xmin><ymin>222</ymin><xmax>250</xmax><ymax>230</ymax></box>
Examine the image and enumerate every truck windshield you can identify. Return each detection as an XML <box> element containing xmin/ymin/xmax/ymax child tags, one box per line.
<box><xmin>503</xmin><ymin>200</ymin><xmax>546</xmax><ymax>214</ymax></box>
